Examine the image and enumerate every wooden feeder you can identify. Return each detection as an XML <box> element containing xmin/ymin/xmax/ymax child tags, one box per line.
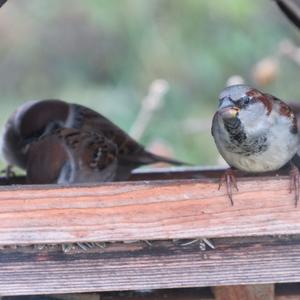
<box><xmin>0</xmin><ymin>166</ymin><xmax>299</xmax><ymax>299</ymax></box>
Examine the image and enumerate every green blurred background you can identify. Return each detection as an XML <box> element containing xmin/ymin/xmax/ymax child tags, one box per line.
<box><xmin>0</xmin><ymin>0</ymin><xmax>300</xmax><ymax>167</ymax></box>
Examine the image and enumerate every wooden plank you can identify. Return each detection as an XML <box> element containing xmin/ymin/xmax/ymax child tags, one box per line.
<box><xmin>0</xmin><ymin>236</ymin><xmax>299</xmax><ymax>296</ymax></box>
<box><xmin>213</xmin><ymin>284</ymin><xmax>274</xmax><ymax>300</ymax></box>
<box><xmin>0</xmin><ymin>176</ymin><xmax>298</xmax><ymax>245</ymax></box>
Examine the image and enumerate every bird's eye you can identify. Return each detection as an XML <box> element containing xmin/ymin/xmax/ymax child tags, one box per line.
<box><xmin>242</xmin><ymin>96</ymin><xmax>251</xmax><ymax>106</ymax></box>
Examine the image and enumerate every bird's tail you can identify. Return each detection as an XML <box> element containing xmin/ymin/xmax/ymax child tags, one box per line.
<box><xmin>139</xmin><ymin>150</ymin><xmax>192</xmax><ymax>166</ymax></box>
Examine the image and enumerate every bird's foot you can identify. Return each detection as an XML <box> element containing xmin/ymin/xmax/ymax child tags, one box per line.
<box><xmin>218</xmin><ymin>168</ymin><xmax>238</xmax><ymax>205</ymax></box>
<box><xmin>289</xmin><ymin>163</ymin><xmax>300</xmax><ymax>207</ymax></box>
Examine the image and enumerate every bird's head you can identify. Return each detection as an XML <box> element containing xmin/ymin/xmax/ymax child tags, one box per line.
<box><xmin>217</xmin><ymin>84</ymin><xmax>274</xmax><ymax>133</ymax></box>
<box><xmin>15</xmin><ymin>99</ymin><xmax>69</xmax><ymax>141</ymax></box>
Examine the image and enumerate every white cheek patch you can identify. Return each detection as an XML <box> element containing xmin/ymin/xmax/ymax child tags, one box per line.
<box><xmin>239</xmin><ymin>103</ymin><xmax>270</xmax><ymax>135</ymax></box>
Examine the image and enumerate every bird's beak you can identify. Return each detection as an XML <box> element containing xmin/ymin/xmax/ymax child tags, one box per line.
<box><xmin>218</xmin><ymin>106</ymin><xmax>240</xmax><ymax>119</ymax></box>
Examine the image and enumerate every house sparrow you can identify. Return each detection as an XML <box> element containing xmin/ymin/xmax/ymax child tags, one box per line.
<box><xmin>26</xmin><ymin>127</ymin><xmax>118</xmax><ymax>184</ymax></box>
<box><xmin>2</xmin><ymin>99</ymin><xmax>186</xmax><ymax>181</ymax></box>
<box><xmin>211</xmin><ymin>84</ymin><xmax>300</xmax><ymax>205</ymax></box>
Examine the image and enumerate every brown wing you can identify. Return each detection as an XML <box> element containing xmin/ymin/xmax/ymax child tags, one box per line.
<box><xmin>271</xmin><ymin>96</ymin><xmax>298</xmax><ymax>134</ymax></box>
<box><xmin>60</xmin><ymin>127</ymin><xmax>118</xmax><ymax>171</ymax></box>
<box><xmin>19</xmin><ymin>99</ymin><xmax>69</xmax><ymax>139</ymax></box>
<box><xmin>26</xmin><ymin>134</ymin><xmax>68</xmax><ymax>184</ymax></box>
<box><xmin>2</xmin><ymin>100</ymin><xmax>70</xmax><ymax>170</ymax></box>
<box><xmin>27</xmin><ymin>127</ymin><xmax>119</xmax><ymax>184</ymax></box>
<box><xmin>71</xmin><ymin>104</ymin><xmax>173</xmax><ymax>166</ymax></box>
<box><xmin>71</xmin><ymin>103</ymin><xmax>189</xmax><ymax>168</ymax></box>
<box><xmin>55</xmin><ymin>128</ymin><xmax>119</xmax><ymax>183</ymax></box>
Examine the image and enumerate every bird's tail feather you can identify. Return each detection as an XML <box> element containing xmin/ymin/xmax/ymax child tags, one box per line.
<box><xmin>138</xmin><ymin>151</ymin><xmax>192</xmax><ymax>166</ymax></box>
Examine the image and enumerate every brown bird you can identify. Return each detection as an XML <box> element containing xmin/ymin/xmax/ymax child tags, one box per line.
<box><xmin>2</xmin><ymin>99</ymin><xmax>186</xmax><ymax>183</ymax></box>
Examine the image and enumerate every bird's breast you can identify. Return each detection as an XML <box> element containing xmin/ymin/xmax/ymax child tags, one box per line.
<box><xmin>212</xmin><ymin>113</ymin><xmax>299</xmax><ymax>172</ymax></box>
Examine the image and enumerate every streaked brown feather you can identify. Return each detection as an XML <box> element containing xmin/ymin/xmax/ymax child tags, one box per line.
<box><xmin>27</xmin><ymin>134</ymin><xmax>68</xmax><ymax>184</ymax></box>
<box><xmin>27</xmin><ymin>127</ymin><xmax>119</xmax><ymax>184</ymax></box>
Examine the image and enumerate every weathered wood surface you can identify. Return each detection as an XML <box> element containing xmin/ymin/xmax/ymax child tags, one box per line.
<box><xmin>0</xmin><ymin>175</ymin><xmax>298</xmax><ymax>245</ymax></box>
<box><xmin>0</xmin><ymin>236</ymin><xmax>299</xmax><ymax>296</ymax></box>
<box><xmin>213</xmin><ymin>284</ymin><xmax>275</xmax><ymax>300</ymax></box>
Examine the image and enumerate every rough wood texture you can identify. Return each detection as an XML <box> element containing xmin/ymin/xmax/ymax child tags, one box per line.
<box><xmin>0</xmin><ymin>236</ymin><xmax>299</xmax><ymax>296</ymax></box>
<box><xmin>0</xmin><ymin>175</ymin><xmax>298</xmax><ymax>245</ymax></box>
<box><xmin>213</xmin><ymin>284</ymin><xmax>275</xmax><ymax>300</ymax></box>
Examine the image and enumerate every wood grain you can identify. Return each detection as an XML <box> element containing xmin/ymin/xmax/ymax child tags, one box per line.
<box><xmin>0</xmin><ymin>236</ymin><xmax>299</xmax><ymax>296</ymax></box>
<box><xmin>213</xmin><ymin>284</ymin><xmax>274</xmax><ymax>300</ymax></box>
<box><xmin>0</xmin><ymin>176</ymin><xmax>298</xmax><ymax>244</ymax></box>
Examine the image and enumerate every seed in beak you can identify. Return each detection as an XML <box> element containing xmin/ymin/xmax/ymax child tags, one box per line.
<box><xmin>219</xmin><ymin>106</ymin><xmax>239</xmax><ymax>119</ymax></box>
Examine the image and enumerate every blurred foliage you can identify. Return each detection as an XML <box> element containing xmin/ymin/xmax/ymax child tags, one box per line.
<box><xmin>0</xmin><ymin>0</ymin><xmax>300</xmax><ymax>166</ymax></box>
